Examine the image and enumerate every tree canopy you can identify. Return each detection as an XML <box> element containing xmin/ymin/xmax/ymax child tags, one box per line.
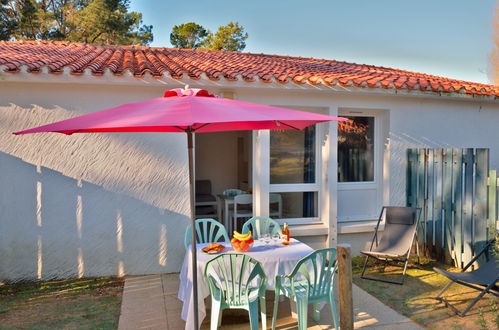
<box><xmin>0</xmin><ymin>0</ymin><xmax>153</xmax><ymax>45</ymax></box>
<box><xmin>204</xmin><ymin>22</ymin><xmax>248</xmax><ymax>51</ymax></box>
<box><xmin>170</xmin><ymin>21</ymin><xmax>248</xmax><ymax>52</ymax></box>
<box><xmin>170</xmin><ymin>22</ymin><xmax>207</xmax><ymax>49</ymax></box>
<box><xmin>0</xmin><ymin>0</ymin><xmax>16</xmax><ymax>41</ymax></box>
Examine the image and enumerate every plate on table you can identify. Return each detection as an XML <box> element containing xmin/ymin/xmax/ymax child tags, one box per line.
<box><xmin>202</xmin><ymin>243</ymin><xmax>225</xmax><ymax>254</ymax></box>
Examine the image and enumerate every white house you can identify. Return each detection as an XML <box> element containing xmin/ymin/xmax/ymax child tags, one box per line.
<box><xmin>1</xmin><ymin>40</ymin><xmax>498</xmax><ymax>282</ymax></box>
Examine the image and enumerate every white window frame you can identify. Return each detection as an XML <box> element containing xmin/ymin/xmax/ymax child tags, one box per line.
<box><xmin>337</xmin><ymin>109</ymin><xmax>384</xmax><ymax>222</ymax></box>
<box><xmin>268</xmin><ymin>123</ymin><xmax>323</xmax><ymax>225</ymax></box>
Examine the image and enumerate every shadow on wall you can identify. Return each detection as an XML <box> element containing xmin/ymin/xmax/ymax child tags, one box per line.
<box><xmin>388</xmin><ymin>130</ymin><xmax>453</xmax><ymax>207</ymax></box>
<box><xmin>0</xmin><ymin>152</ymin><xmax>188</xmax><ymax>282</ymax></box>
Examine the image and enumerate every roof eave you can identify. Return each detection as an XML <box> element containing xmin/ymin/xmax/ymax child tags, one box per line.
<box><xmin>1</xmin><ymin>65</ymin><xmax>497</xmax><ymax>103</ymax></box>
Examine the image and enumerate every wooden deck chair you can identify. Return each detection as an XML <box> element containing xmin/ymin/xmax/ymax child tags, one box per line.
<box><xmin>434</xmin><ymin>239</ymin><xmax>498</xmax><ymax>316</ymax></box>
<box><xmin>360</xmin><ymin>206</ymin><xmax>421</xmax><ymax>285</ymax></box>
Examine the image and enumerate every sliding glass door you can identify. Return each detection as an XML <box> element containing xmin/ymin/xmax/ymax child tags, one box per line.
<box><xmin>269</xmin><ymin>125</ymin><xmax>320</xmax><ymax>224</ymax></box>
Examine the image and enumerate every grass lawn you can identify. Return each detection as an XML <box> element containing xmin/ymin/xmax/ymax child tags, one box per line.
<box><xmin>0</xmin><ymin>276</ymin><xmax>124</xmax><ymax>330</ymax></box>
<box><xmin>352</xmin><ymin>256</ymin><xmax>498</xmax><ymax>330</ymax></box>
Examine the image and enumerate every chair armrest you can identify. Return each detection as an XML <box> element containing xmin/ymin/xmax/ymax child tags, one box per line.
<box><xmin>368</xmin><ymin>207</ymin><xmax>385</xmax><ymax>251</ymax></box>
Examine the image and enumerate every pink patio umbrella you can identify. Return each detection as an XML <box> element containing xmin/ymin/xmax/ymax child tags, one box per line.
<box><xmin>14</xmin><ymin>87</ymin><xmax>346</xmax><ymax>329</ymax></box>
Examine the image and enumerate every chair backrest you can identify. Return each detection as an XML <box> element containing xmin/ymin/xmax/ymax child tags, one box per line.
<box><xmin>375</xmin><ymin>206</ymin><xmax>420</xmax><ymax>256</ymax></box>
<box><xmin>195</xmin><ymin>180</ymin><xmax>212</xmax><ymax>195</ymax></box>
<box><xmin>468</xmin><ymin>238</ymin><xmax>497</xmax><ymax>270</ymax></box>
<box><xmin>233</xmin><ymin>194</ymin><xmax>253</xmax><ymax>216</ymax></box>
<box><xmin>269</xmin><ymin>193</ymin><xmax>283</xmax><ymax>217</ymax></box>
<box><xmin>234</xmin><ymin>194</ymin><xmax>253</xmax><ymax>205</ymax></box>
<box><xmin>288</xmin><ymin>248</ymin><xmax>337</xmax><ymax>299</ymax></box>
<box><xmin>242</xmin><ymin>216</ymin><xmax>281</xmax><ymax>239</ymax></box>
<box><xmin>204</xmin><ymin>253</ymin><xmax>266</xmax><ymax>305</ymax></box>
<box><xmin>184</xmin><ymin>218</ymin><xmax>230</xmax><ymax>250</ymax></box>
<box><xmin>472</xmin><ymin>258</ymin><xmax>499</xmax><ymax>285</ymax></box>
<box><xmin>223</xmin><ymin>188</ymin><xmax>246</xmax><ymax>197</ymax></box>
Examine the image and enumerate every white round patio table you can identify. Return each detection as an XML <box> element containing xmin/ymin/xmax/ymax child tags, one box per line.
<box><xmin>178</xmin><ymin>238</ymin><xmax>314</xmax><ymax>330</ymax></box>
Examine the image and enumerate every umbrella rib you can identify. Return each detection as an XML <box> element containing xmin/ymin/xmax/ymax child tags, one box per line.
<box><xmin>174</xmin><ymin>126</ymin><xmax>187</xmax><ymax>132</ymax></box>
<box><xmin>279</xmin><ymin>121</ymin><xmax>301</xmax><ymax>130</ymax></box>
<box><xmin>173</xmin><ymin>123</ymin><xmax>210</xmax><ymax>132</ymax></box>
<box><xmin>192</xmin><ymin>123</ymin><xmax>210</xmax><ymax>132</ymax></box>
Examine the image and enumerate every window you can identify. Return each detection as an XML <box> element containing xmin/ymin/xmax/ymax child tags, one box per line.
<box><xmin>338</xmin><ymin>116</ymin><xmax>375</xmax><ymax>182</ymax></box>
<box><xmin>270</xmin><ymin>126</ymin><xmax>319</xmax><ymax>223</ymax></box>
<box><xmin>270</xmin><ymin>192</ymin><xmax>318</xmax><ymax>218</ymax></box>
<box><xmin>270</xmin><ymin>126</ymin><xmax>315</xmax><ymax>184</ymax></box>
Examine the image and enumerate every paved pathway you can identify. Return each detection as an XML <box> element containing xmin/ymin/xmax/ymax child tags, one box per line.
<box><xmin>118</xmin><ymin>273</ymin><xmax>424</xmax><ymax>330</ymax></box>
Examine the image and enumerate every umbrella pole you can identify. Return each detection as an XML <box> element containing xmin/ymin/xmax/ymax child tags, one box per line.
<box><xmin>187</xmin><ymin>130</ymin><xmax>199</xmax><ymax>329</ymax></box>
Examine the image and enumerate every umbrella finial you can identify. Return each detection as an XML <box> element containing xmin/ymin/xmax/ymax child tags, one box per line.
<box><xmin>163</xmin><ymin>87</ymin><xmax>217</xmax><ymax>98</ymax></box>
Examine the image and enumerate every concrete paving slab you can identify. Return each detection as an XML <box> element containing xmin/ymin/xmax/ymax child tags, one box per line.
<box><xmin>118</xmin><ymin>275</ymin><xmax>168</xmax><ymax>330</ymax></box>
<box><xmin>316</xmin><ymin>284</ymin><xmax>424</xmax><ymax>329</ymax></box>
<box><xmin>118</xmin><ymin>273</ymin><xmax>425</xmax><ymax>330</ymax></box>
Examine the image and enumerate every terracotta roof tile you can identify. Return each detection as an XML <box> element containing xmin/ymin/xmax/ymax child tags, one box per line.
<box><xmin>0</xmin><ymin>40</ymin><xmax>496</xmax><ymax>97</ymax></box>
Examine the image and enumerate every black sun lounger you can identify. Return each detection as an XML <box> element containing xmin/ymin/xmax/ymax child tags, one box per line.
<box><xmin>434</xmin><ymin>239</ymin><xmax>498</xmax><ymax>316</ymax></box>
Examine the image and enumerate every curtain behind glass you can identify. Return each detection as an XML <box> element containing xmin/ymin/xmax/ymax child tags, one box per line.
<box><xmin>270</xmin><ymin>125</ymin><xmax>316</xmax><ymax>218</ymax></box>
<box><xmin>270</xmin><ymin>126</ymin><xmax>316</xmax><ymax>184</ymax></box>
<box><xmin>338</xmin><ymin>117</ymin><xmax>374</xmax><ymax>182</ymax></box>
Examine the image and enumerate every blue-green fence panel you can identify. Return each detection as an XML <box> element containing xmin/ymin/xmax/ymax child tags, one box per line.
<box><xmin>407</xmin><ymin>149</ymin><xmax>418</xmax><ymax>208</ymax></box>
<box><xmin>462</xmin><ymin>149</ymin><xmax>474</xmax><ymax>266</ymax></box>
<box><xmin>426</xmin><ymin>149</ymin><xmax>435</xmax><ymax>254</ymax></box>
<box><xmin>474</xmin><ymin>149</ymin><xmax>489</xmax><ymax>262</ymax></box>
<box><xmin>488</xmin><ymin>170</ymin><xmax>497</xmax><ymax>242</ymax></box>
<box><xmin>417</xmin><ymin>148</ymin><xmax>427</xmax><ymax>252</ymax></box>
<box><xmin>434</xmin><ymin>149</ymin><xmax>443</xmax><ymax>258</ymax></box>
<box><xmin>452</xmin><ymin>149</ymin><xmax>463</xmax><ymax>267</ymax></box>
<box><xmin>443</xmin><ymin>148</ymin><xmax>453</xmax><ymax>264</ymax></box>
<box><xmin>406</xmin><ymin>148</ymin><xmax>497</xmax><ymax>267</ymax></box>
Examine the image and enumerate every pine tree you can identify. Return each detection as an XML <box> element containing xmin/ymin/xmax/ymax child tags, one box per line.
<box><xmin>170</xmin><ymin>22</ymin><xmax>208</xmax><ymax>49</ymax></box>
<box><xmin>0</xmin><ymin>0</ymin><xmax>153</xmax><ymax>45</ymax></box>
<box><xmin>0</xmin><ymin>0</ymin><xmax>16</xmax><ymax>40</ymax></box>
<box><xmin>203</xmin><ymin>22</ymin><xmax>248</xmax><ymax>52</ymax></box>
<box><xmin>169</xmin><ymin>21</ymin><xmax>248</xmax><ymax>52</ymax></box>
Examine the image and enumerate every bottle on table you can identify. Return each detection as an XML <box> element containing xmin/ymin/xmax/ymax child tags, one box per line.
<box><xmin>282</xmin><ymin>222</ymin><xmax>290</xmax><ymax>245</ymax></box>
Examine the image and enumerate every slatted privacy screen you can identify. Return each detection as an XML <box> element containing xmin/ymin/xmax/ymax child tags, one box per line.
<box><xmin>407</xmin><ymin>148</ymin><xmax>497</xmax><ymax>268</ymax></box>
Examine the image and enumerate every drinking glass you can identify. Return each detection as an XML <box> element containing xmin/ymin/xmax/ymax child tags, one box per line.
<box><xmin>271</xmin><ymin>232</ymin><xmax>281</xmax><ymax>245</ymax></box>
<box><xmin>262</xmin><ymin>233</ymin><xmax>270</xmax><ymax>245</ymax></box>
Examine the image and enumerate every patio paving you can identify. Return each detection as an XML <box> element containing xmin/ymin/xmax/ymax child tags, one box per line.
<box><xmin>118</xmin><ymin>273</ymin><xmax>424</xmax><ymax>330</ymax></box>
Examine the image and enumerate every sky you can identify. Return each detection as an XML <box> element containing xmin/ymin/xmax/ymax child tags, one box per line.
<box><xmin>129</xmin><ymin>0</ymin><xmax>496</xmax><ymax>84</ymax></box>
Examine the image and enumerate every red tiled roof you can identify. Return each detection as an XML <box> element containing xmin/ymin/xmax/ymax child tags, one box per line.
<box><xmin>0</xmin><ymin>40</ymin><xmax>497</xmax><ymax>97</ymax></box>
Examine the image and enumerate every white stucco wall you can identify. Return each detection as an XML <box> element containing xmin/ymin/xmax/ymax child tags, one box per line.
<box><xmin>0</xmin><ymin>82</ymin><xmax>190</xmax><ymax>281</ymax></box>
<box><xmin>1</xmin><ymin>77</ymin><xmax>498</xmax><ymax>281</ymax></box>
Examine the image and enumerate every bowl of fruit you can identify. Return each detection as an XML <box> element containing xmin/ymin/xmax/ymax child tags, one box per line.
<box><xmin>231</xmin><ymin>231</ymin><xmax>254</xmax><ymax>252</ymax></box>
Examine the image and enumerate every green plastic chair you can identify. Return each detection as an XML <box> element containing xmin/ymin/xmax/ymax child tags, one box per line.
<box><xmin>204</xmin><ymin>253</ymin><xmax>267</xmax><ymax>330</ymax></box>
<box><xmin>242</xmin><ymin>216</ymin><xmax>281</xmax><ymax>240</ymax></box>
<box><xmin>272</xmin><ymin>248</ymin><xmax>339</xmax><ymax>330</ymax></box>
<box><xmin>184</xmin><ymin>218</ymin><xmax>230</xmax><ymax>250</ymax></box>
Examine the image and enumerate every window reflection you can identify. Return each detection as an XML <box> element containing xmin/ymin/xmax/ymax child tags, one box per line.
<box><xmin>270</xmin><ymin>192</ymin><xmax>317</xmax><ymax>218</ymax></box>
<box><xmin>270</xmin><ymin>126</ymin><xmax>316</xmax><ymax>184</ymax></box>
<box><xmin>338</xmin><ymin>117</ymin><xmax>374</xmax><ymax>182</ymax></box>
